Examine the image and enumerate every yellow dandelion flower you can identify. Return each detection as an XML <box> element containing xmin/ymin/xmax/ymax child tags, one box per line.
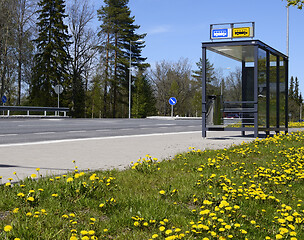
<box><xmin>12</xmin><ymin>208</ymin><xmax>19</xmax><ymax>213</ymax></box>
<box><xmin>4</xmin><ymin>225</ymin><xmax>13</xmax><ymax>232</ymax></box>
<box><xmin>67</xmin><ymin>177</ymin><xmax>74</xmax><ymax>183</ymax></box>
<box><xmin>17</xmin><ymin>192</ymin><xmax>25</xmax><ymax>197</ymax></box>
<box><xmin>159</xmin><ymin>226</ymin><xmax>165</xmax><ymax>232</ymax></box>
<box><xmin>27</xmin><ymin>197</ymin><xmax>34</xmax><ymax>202</ymax></box>
<box><xmin>80</xmin><ymin>230</ymin><xmax>88</xmax><ymax>235</ymax></box>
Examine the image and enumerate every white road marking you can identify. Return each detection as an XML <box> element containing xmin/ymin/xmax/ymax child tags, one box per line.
<box><xmin>33</xmin><ymin>132</ymin><xmax>56</xmax><ymax>135</ymax></box>
<box><xmin>39</xmin><ymin>119</ymin><xmax>63</xmax><ymax>121</ymax></box>
<box><xmin>0</xmin><ymin>131</ymin><xmax>202</xmax><ymax>147</ymax></box>
<box><xmin>0</xmin><ymin>134</ymin><xmax>18</xmax><ymax>137</ymax></box>
<box><xmin>68</xmin><ymin>130</ymin><xmax>87</xmax><ymax>133</ymax></box>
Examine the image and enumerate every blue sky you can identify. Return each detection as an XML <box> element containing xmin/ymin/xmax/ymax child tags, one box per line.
<box><xmin>91</xmin><ymin>0</ymin><xmax>304</xmax><ymax>91</ymax></box>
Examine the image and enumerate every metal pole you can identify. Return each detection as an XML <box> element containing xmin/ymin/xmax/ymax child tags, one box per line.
<box><xmin>287</xmin><ymin>6</ymin><xmax>289</xmax><ymax>57</ymax></box>
<box><xmin>128</xmin><ymin>41</ymin><xmax>132</xmax><ymax>119</ymax></box>
<box><xmin>57</xmin><ymin>93</ymin><xmax>59</xmax><ymax>116</ymax></box>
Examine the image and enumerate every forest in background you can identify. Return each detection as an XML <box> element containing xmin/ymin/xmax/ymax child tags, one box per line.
<box><xmin>0</xmin><ymin>0</ymin><xmax>302</xmax><ymax>119</ymax></box>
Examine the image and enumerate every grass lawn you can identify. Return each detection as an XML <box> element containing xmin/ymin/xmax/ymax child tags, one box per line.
<box><xmin>1</xmin><ymin>130</ymin><xmax>304</xmax><ymax>240</ymax></box>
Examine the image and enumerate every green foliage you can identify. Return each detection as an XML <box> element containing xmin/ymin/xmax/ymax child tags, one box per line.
<box><xmin>286</xmin><ymin>0</ymin><xmax>304</xmax><ymax>9</ymax></box>
<box><xmin>289</xmin><ymin>76</ymin><xmax>303</xmax><ymax>121</ymax></box>
<box><xmin>132</xmin><ymin>71</ymin><xmax>156</xmax><ymax>118</ymax></box>
<box><xmin>2</xmin><ymin>132</ymin><xmax>304</xmax><ymax>239</ymax></box>
<box><xmin>97</xmin><ymin>0</ymin><xmax>148</xmax><ymax>118</ymax></box>
<box><xmin>30</xmin><ymin>0</ymin><xmax>71</xmax><ymax>107</ymax></box>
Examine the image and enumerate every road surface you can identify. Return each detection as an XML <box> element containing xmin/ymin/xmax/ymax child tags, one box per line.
<box><xmin>0</xmin><ymin>118</ymin><xmax>255</xmax><ymax>184</ymax></box>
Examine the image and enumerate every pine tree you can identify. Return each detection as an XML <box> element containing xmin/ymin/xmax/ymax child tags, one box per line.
<box><xmin>192</xmin><ymin>58</ymin><xmax>216</xmax><ymax>84</ymax></box>
<box><xmin>289</xmin><ymin>76</ymin><xmax>294</xmax><ymax>99</ymax></box>
<box><xmin>294</xmin><ymin>76</ymin><xmax>299</xmax><ymax>101</ymax></box>
<box><xmin>131</xmin><ymin>70</ymin><xmax>155</xmax><ymax>118</ymax></box>
<box><xmin>97</xmin><ymin>0</ymin><xmax>147</xmax><ymax>118</ymax></box>
<box><xmin>30</xmin><ymin>0</ymin><xmax>70</xmax><ymax>107</ymax></box>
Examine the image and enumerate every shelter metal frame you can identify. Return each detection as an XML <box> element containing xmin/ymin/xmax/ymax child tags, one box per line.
<box><xmin>202</xmin><ymin>40</ymin><xmax>288</xmax><ymax>137</ymax></box>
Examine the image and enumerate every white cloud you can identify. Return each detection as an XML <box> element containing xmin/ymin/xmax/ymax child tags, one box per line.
<box><xmin>147</xmin><ymin>25</ymin><xmax>171</xmax><ymax>35</ymax></box>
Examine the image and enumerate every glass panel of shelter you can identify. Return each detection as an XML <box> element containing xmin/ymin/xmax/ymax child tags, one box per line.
<box><xmin>206</xmin><ymin>45</ymin><xmax>256</xmax><ymax>127</ymax></box>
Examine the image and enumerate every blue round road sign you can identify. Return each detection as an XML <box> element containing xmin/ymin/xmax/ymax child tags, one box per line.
<box><xmin>1</xmin><ymin>95</ymin><xmax>7</xmax><ymax>104</ymax></box>
<box><xmin>169</xmin><ymin>97</ymin><xmax>177</xmax><ymax>106</ymax></box>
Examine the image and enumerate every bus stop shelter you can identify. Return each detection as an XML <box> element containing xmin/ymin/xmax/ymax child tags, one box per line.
<box><xmin>202</xmin><ymin>40</ymin><xmax>288</xmax><ymax>137</ymax></box>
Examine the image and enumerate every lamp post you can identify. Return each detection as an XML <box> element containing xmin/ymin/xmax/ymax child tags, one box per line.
<box><xmin>129</xmin><ymin>41</ymin><xmax>132</xmax><ymax>119</ymax></box>
<box><xmin>287</xmin><ymin>5</ymin><xmax>289</xmax><ymax>57</ymax></box>
<box><xmin>128</xmin><ymin>39</ymin><xmax>144</xmax><ymax>119</ymax></box>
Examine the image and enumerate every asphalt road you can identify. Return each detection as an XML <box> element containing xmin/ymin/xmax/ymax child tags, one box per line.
<box><xmin>0</xmin><ymin>117</ymin><xmax>261</xmax><ymax>184</ymax></box>
<box><xmin>0</xmin><ymin>118</ymin><xmax>202</xmax><ymax>145</ymax></box>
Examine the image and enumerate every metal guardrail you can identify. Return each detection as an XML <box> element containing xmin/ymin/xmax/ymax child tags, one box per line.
<box><xmin>0</xmin><ymin>106</ymin><xmax>69</xmax><ymax>117</ymax></box>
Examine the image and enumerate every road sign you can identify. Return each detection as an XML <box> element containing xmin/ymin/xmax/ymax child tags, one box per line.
<box><xmin>232</xmin><ymin>27</ymin><xmax>251</xmax><ymax>38</ymax></box>
<box><xmin>210</xmin><ymin>22</ymin><xmax>254</xmax><ymax>40</ymax></box>
<box><xmin>1</xmin><ymin>95</ymin><xmax>7</xmax><ymax>104</ymax></box>
<box><xmin>169</xmin><ymin>97</ymin><xmax>177</xmax><ymax>106</ymax></box>
<box><xmin>211</xmin><ymin>28</ymin><xmax>231</xmax><ymax>39</ymax></box>
<box><xmin>54</xmin><ymin>84</ymin><xmax>64</xmax><ymax>94</ymax></box>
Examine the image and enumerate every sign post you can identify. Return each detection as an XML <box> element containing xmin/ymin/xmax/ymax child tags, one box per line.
<box><xmin>1</xmin><ymin>95</ymin><xmax>6</xmax><ymax>116</ymax></box>
<box><xmin>54</xmin><ymin>85</ymin><xmax>64</xmax><ymax>116</ymax></box>
<box><xmin>169</xmin><ymin>97</ymin><xmax>177</xmax><ymax>117</ymax></box>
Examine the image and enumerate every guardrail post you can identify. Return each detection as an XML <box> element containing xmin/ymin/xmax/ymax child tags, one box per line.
<box><xmin>0</xmin><ymin>106</ymin><xmax>69</xmax><ymax>117</ymax></box>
